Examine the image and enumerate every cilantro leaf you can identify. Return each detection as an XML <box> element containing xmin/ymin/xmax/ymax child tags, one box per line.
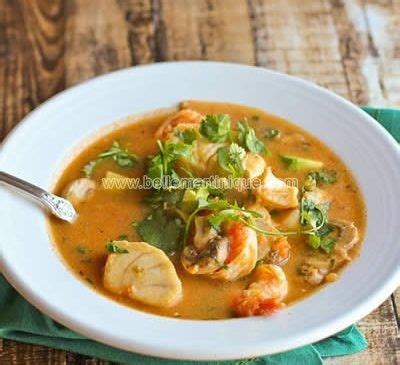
<box><xmin>306</xmin><ymin>224</ymin><xmax>336</xmax><ymax>253</ymax></box>
<box><xmin>217</xmin><ymin>143</ymin><xmax>246</xmax><ymax>177</ymax></box>
<box><xmin>176</xmin><ymin>129</ymin><xmax>197</xmax><ymax>144</ymax></box>
<box><xmin>182</xmin><ymin>197</ymin><xmax>263</xmax><ymax>245</ymax></box>
<box><xmin>300</xmin><ymin>198</ymin><xmax>337</xmax><ymax>252</ymax></box>
<box><xmin>106</xmin><ymin>241</ymin><xmax>129</xmax><ymax>254</ymax></box>
<box><xmin>300</xmin><ymin>199</ymin><xmax>328</xmax><ymax>230</ymax></box>
<box><xmin>237</xmin><ymin>120</ymin><xmax>267</xmax><ymax>155</ymax></box>
<box><xmin>208</xmin><ymin>209</ymin><xmax>242</xmax><ymax>231</ymax></box>
<box><xmin>83</xmin><ymin>141</ymin><xmax>138</xmax><ymax>177</ymax></box>
<box><xmin>180</xmin><ymin>187</ymin><xmax>210</xmax><ymax>213</ymax></box>
<box><xmin>82</xmin><ymin>161</ymin><xmax>97</xmax><ymax>177</ymax></box>
<box><xmin>306</xmin><ymin>170</ymin><xmax>337</xmax><ymax>186</ymax></box>
<box><xmin>200</xmin><ymin>114</ymin><xmax>231</xmax><ymax>143</ymax></box>
<box><xmin>146</xmin><ymin>140</ymin><xmax>191</xmax><ymax>184</ymax></box>
<box><xmin>264</xmin><ymin>128</ymin><xmax>281</xmax><ymax>139</ymax></box>
<box><xmin>134</xmin><ymin>210</ymin><xmax>184</xmax><ymax>253</ymax></box>
<box><xmin>320</xmin><ymin>236</ymin><xmax>337</xmax><ymax>253</ymax></box>
<box><xmin>144</xmin><ymin>189</ymin><xmax>185</xmax><ymax>209</ymax></box>
<box><xmin>75</xmin><ymin>245</ymin><xmax>87</xmax><ymax>255</ymax></box>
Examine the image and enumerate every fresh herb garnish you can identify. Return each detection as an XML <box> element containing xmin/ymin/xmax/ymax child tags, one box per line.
<box><xmin>117</xmin><ymin>234</ymin><xmax>129</xmax><ymax>241</ymax></box>
<box><xmin>182</xmin><ymin>198</ymin><xmax>310</xmax><ymax>246</ymax></box>
<box><xmin>145</xmin><ymin>189</ymin><xmax>185</xmax><ymax>209</ymax></box>
<box><xmin>217</xmin><ymin>143</ymin><xmax>246</xmax><ymax>177</ymax></box>
<box><xmin>237</xmin><ymin>120</ymin><xmax>267</xmax><ymax>155</ymax></box>
<box><xmin>200</xmin><ymin>114</ymin><xmax>231</xmax><ymax>143</ymax></box>
<box><xmin>75</xmin><ymin>245</ymin><xmax>87</xmax><ymax>255</ymax></box>
<box><xmin>300</xmin><ymin>199</ymin><xmax>328</xmax><ymax>231</ymax></box>
<box><xmin>183</xmin><ymin>198</ymin><xmax>258</xmax><ymax>244</ymax></box>
<box><xmin>176</xmin><ymin>129</ymin><xmax>197</xmax><ymax>144</ymax></box>
<box><xmin>134</xmin><ymin>210</ymin><xmax>184</xmax><ymax>253</ymax></box>
<box><xmin>320</xmin><ymin>236</ymin><xmax>337</xmax><ymax>253</ymax></box>
<box><xmin>106</xmin><ymin>241</ymin><xmax>129</xmax><ymax>254</ymax></box>
<box><xmin>82</xmin><ymin>161</ymin><xmax>97</xmax><ymax>177</ymax></box>
<box><xmin>83</xmin><ymin>141</ymin><xmax>138</xmax><ymax>177</ymax></box>
<box><xmin>264</xmin><ymin>128</ymin><xmax>281</xmax><ymax>139</ymax></box>
<box><xmin>146</xmin><ymin>140</ymin><xmax>191</xmax><ymax>184</ymax></box>
<box><xmin>306</xmin><ymin>170</ymin><xmax>337</xmax><ymax>186</ymax></box>
<box><xmin>300</xmin><ymin>198</ymin><xmax>336</xmax><ymax>252</ymax></box>
<box><xmin>180</xmin><ymin>187</ymin><xmax>210</xmax><ymax>213</ymax></box>
<box><xmin>208</xmin><ymin>207</ymin><xmax>254</xmax><ymax>231</ymax></box>
<box><xmin>307</xmin><ymin>224</ymin><xmax>336</xmax><ymax>253</ymax></box>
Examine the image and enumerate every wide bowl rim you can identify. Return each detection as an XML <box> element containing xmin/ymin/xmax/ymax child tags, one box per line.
<box><xmin>1</xmin><ymin>61</ymin><xmax>399</xmax><ymax>361</ymax></box>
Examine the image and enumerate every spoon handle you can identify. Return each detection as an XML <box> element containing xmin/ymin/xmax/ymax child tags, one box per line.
<box><xmin>0</xmin><ymin>171</ymin><xmax>47</xmax><ymax>199</ymax></box>
<box><xmin>0</xmin><ymin>171</ymin><xmax>77</xmax><ymax>222</ymax></box>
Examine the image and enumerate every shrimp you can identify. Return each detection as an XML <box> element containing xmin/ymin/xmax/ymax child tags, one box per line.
<box><xmin>181</xmin><ymin>219</ymin><xmax>258</xmax><ymax>281</ymax></box>
<box><xmin>212</xmin><ymin>222</ymin><xmax>258</xmax><ymax>281</ymax></box>
<box><xmin>155</xmin><ymin>109</ymin><xmax>203</xmax><ymax>140</ymax></box>
<box><xmin>248</xmin><ymin>204</ymin><xmax>291</xmax><ymax>266</ymax></box>
<box><xmin>263</xmin><ymin>236</ymin><xmax>291</xmax><ymax>266</ymax></box>
<box><xmin>232</xmin><ymin>264</ymin><xmax>288</xmax><ymax>317</ymax></box>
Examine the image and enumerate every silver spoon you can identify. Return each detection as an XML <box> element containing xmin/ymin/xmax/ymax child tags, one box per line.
<box><xmin>0</xmin><ymin>171</ymin><xmax>77</xmax><ymax>223</ymax></box>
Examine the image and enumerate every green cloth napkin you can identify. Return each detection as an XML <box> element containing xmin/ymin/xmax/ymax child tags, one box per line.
<box><xmin>1</xmin><ymin>107</ymin><xmax>398</xmax><ymax>364</ymax></box>
<box><xmin>362</xmin><ymin>107</ymin><xmax>400</xmax><ymax>142</ymax></box>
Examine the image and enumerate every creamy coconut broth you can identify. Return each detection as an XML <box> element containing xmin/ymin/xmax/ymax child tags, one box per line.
<box><xmin>49</xmin><ymin>101</ymin><xmax>366</xmax><ymax>320</ymax></box>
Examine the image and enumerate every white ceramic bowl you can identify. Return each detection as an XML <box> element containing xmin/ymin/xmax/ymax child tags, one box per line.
<box><xmin>1</xmin><ymin>62</ymin><xmax>399</xmax><ymax>361</ymax></box>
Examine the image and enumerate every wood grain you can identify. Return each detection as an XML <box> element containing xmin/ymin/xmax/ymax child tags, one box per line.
<box><xmin>250</xmin><ymin>0</ymin><xmax>338</xmax><ymax>95</ymax></box>
<box><xmin>361</xmin><ymin>0</ymin><xmax>400</xmax><ymax>106</ymax></box>
<box><xmin>326</xmin><ymin>297</ymin><xmax>400</xmax><ymax>364</ymax></box>
<box><xmin>0</xmin><ymin>0</ymin><xmax>65</xmax><ymax>139</ymax></box>
<box><xmin>118</xmin><ymin>0</ymin><xmax>156</xmax><ymax>64</ymax></box>
<box><xmin>156</xmin><ymin>0</ymin><xmax>255</xmax><ymax>63</ymax></box>
<box><xmin>64</xmin><ymin>0</ymin><xmax>131</xmax><ymax>86</ymax></box>
<box><xmin>0</xmin><ymin>0</ymin><xmax>399</xmax><ymax>363</ymax></box>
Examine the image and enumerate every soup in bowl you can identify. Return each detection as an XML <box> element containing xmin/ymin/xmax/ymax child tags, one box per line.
<box><xmin>49</xmin><ymin>100</ymin><xmax>366</xmax><ymax>320</ymax></box>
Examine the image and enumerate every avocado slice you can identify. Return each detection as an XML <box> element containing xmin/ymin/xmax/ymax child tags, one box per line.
<box><xmin>280</xmin><ymin>154</ymin><xmax>323</xmax><ymax>171</ymax></box>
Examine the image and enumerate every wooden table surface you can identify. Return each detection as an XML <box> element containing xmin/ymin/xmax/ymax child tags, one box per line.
<box><xmin>1</xmin><ymin>0</ymin><xmax>399</xmax><ymax>363</ymax></box>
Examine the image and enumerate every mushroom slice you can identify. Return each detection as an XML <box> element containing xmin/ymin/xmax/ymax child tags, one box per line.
<box><xmin>299</xmin><ymin>263</ymin><xmax>330</xmax><ymax>286</ymax></box>
<box><xmin>181</xmin><ymin>216</ymin><xmax>230</xmax><ymax>276</ymax></box>
<box><xmin>62</xmin><ymin>178</ymin><xmax>96</xmax><ymax>206</ymax></box>
<box><xmin>330</xmin><ymin>219</ymin><xmax>359</xmax><ymax>263</ymax></box>
<box><xmin>256</xmin><ymin>167</ymin><xmax>299</xmax><ymax>209</ymax></box>
<box><xmin>104</xmin><ymin>241</ymin><xmax>182</xmax><ymax>308</ymax></box>
<box><xmin>192</xmin><ymin>216</ymin><xmax>219</xmax><ymax>250</ymax></box>
<box><xmin>299</xmin><ymin>220</ymin><xmax>359</xmax><ymax>285</ymax></box>
<box><xmin>181</xmin><ymin>236</ymin><xmax>230</xmax><ymax>275</ymax></box>
<box><xmin>299</xmin><ymin>253</ymin><xmax>332</xmax><ymax>285</ymax></box>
